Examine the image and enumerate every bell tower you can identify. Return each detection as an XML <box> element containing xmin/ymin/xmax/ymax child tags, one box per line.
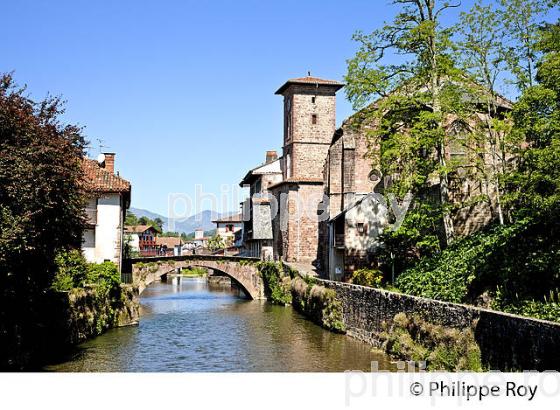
<box><xmin>275</xmin><ymin>75</ymin><xmax>343</xmax><ymax>181</ymax></box>
<box><xmin>270</xmin><ymin>75</ymin><xmax>344</xmax><ymax>265</ymax></box>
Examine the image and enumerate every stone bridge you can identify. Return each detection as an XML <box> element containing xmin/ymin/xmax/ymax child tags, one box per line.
<box><xmin>123</xmin><ymin>255</ymin><xmax>265</xmax><ymax>299</ymax></box>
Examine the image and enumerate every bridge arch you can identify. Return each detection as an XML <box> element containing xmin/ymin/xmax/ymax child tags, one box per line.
<box><xmin>125</xmin><ymin>255</ymin><xmax>265</xmax><ymax>300</ymax></box>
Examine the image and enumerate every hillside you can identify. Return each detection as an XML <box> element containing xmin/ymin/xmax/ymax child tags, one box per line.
<box><xmin>129</xmin><ymin>207</ymin><xmax>231</xmax><ymax>234</ymax></box>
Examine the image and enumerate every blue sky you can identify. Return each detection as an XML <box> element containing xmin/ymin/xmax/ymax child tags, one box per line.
<box><xmin>1</xmin><ymin>0</ymin><xmax>556</xmax><ymax>217</ymax></box>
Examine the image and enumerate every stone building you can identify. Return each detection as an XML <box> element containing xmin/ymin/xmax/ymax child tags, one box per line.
<box><xmin>320</xmin><ymin>89</ymin><xmax>513</xmax><ymax>280</ymax></box>
<box><xmin>237</xmin><ymin>74</ymin><xmax>511</xmax><ymax>279</ymax></box>
<box><xmin>268</xmin><ymin>76</ymin><xmax>344</xmax><ymax>267</ymax></box>
<box><xmin>239</xmin><ymin>150</ymin><xmax>282</xmax><ymax>259</ymax></box>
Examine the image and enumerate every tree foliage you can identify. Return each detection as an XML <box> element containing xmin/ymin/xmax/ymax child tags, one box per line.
<box><xmin>0</xmin><ymin>73</ymin><xmax>86</xmax><ymax>368</ymax></box>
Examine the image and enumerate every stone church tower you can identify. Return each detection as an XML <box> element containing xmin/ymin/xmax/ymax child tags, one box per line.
<box><xmin>269</xmin><ymin>76</ymin><xmax>344</xmax><ymax>266</ymax></box>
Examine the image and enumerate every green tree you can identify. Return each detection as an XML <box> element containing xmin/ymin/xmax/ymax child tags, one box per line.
<box><xmin>499</xmin><ymin>0</ymin><xmax>555</xmax><ymax>91</ymax></box>
<box><xmin>0</xmin><ymin>73</ymin><xmax>86</xmax><ymax>368</ymax></box>
<box><xmin>207</xmin><ymin>235</ymin><xmax>225</xmax><ymax>251</ymax></box>
<box><xmin>456</xmin><ymin>0</ymin><xmax>513</xmax><ymax>225</ymax></box>
<box><xmin>506</xmin><ymin>20</ymin><xmax>560</xmax><ymax>217</ymax></box>
<box><xmin>125</xmin><ymin>211</ymin><xmax>138</xmax><ymax>226</ymax></box>
<box><xmin>153</xmin><ymin>217</ymin><xmax>164</xmax><ymax>231</ymax></box>
<box><xmin>346</xmin><ymin>0</ymin><xmax>466</xmax><ymax>248</ymax></box>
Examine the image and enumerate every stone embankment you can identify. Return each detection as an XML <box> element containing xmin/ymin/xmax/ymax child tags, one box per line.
<box><xmin>318</xmin><ymin>279</ymin><xmax>560</xmax><ymax>371</ymax></box>
<box><xmin>49</xmin><ymin>284</ymin><xmax>139</xmax><ymax>347</ymax></box>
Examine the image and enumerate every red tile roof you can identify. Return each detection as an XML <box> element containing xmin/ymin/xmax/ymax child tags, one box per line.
<box><xmin>275</xmin><ymin>76</ymin><xmax>344</xmax><ymax>94</ymax></box>
<box><xmin>155</xmin><ymin>236</ymin><xmax>182</xmax><ymax>247</ymax></box>
<box><xmin>125</xmin><ymin>225</ymin><xmax>157</xmax><ymax>234</ymax></box>
<box><xmin>82</xmin><ymin>158</ymin><xmax>131</xmax><ymax>193</ymax></box>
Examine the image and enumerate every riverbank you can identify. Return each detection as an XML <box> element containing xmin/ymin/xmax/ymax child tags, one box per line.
<box><xmin>45</xmin><ymin>279</ymin><xmax>391</xmax><ymax>371</ymax></box>
<box><xmin>255</xmin><ymin>262</ymin><xmax>560</xmax><ymax>371</ymax></box>
<box><xmin>48</xmin><ymin>284</ymin><xmax>140</xmax><ymax>346</ymax></box>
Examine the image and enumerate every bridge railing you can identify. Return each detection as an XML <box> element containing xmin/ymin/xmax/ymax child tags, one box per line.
<box><xmin>122</xmin><ymin>254</ymin><xmax>261</xmax><ymax>273</ymax></box>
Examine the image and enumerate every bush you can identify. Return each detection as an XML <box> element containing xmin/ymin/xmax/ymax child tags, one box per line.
<box><xmin>257</xmin><ymin>262</ymin><xmax>292</xmax><ymax>305</ymax></box>
<box><xmin>51</xmin><ymin>250</ymin><xmax>121</xmax><ymax>296</ymax></box>
<box><xmin>51</xmin><ymin>250</ymin><xmax>88</xmax><ymax>291</ymax></box>
<box><xmin>395</xmin><ymin>207</ymin><xmax>560</xmax><ymax>310</ymax></box>
<box><xmin>182</xmin><ymin>267</ymin><xmax>207</xmax><ymax>277</ymax></box>
<box><xmin>492</xmin><ymin>288</ymin><xmax>560</xmax><ymax>323</ymax></box>
<box><xmin>380</xmin><ymin>313</ymin><xmax>483</xmax><ymax>371</ymax></box>
<box><xmin>291</xmin><ymin>276</ymin><xmax>345</xmax><ymax>333</ymax></box>
<box><xmin>86</xmin><ymin>261</ymin><xmax>121</xmax><ymax>296</ymax></box>
<box><xmin>351</xmin><ymin>268</ymin><xmax>383</xmax><ymax>288</ymax></box>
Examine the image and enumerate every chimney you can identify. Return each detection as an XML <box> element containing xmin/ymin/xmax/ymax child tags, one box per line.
<box><xmin>103</xmin><ymin>153</ymin><xmax>115</xmax><ymax>174</ymax></box>
<box><xmin>265</xmin><ymin>150</ymin><xmax>278</xmax><ymax>164</ymax></box>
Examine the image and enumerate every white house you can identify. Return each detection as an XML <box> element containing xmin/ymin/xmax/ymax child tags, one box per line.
<box><xmin>82</xmin><ymin>153</ymin><xmax>131</xmax><ymax>271</ymax></box>
<box><xmin>212</xmin><ymin>214</ymin><xmax>244</xmax><ymax>246</ymax></box>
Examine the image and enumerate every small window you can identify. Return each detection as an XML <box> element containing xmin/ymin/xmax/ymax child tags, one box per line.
<box><xmin>312</xmin><ymin>114</ymin><xmax>317</xmax><ymax>125</ymax></box>
<box><xmin>311</xmin><ymin>96</ymin><xmax>316</xmax><ymax>104</ymax></box>
<box><xmin>357</xmin><ymin>223</ymin><xmax>366</xmax><ymax>235</ymax></box>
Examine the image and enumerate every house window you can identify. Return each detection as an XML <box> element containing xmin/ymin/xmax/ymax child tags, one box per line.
<box><xmin>311</xmin><ymin>96</ymin><xmax>316</xmax><ymax>104</ymax></box>
<box><xmin>357</xmin><ymin>223</ymin><xmax>366</xmax><ymax>235</ymax></box>
<box><xmin>312</xmin><ymin>114</ymin><xmax>317</xmax><ymax>125</ymax></box>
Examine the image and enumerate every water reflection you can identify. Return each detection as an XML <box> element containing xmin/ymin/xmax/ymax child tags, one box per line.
<box><xmin>45</xmin><ymin>278</ymin><xmax>392</xmax><ymax>372</ymax></box>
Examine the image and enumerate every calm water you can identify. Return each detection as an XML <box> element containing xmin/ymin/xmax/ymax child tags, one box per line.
<box><xmin>45</xmin><ymin>277</ymin><xmax>392</xmax><ymax>372</ymax></box>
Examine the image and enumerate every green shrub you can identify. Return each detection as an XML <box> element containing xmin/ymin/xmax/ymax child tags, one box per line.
<box><xmin>51</xmin><ymin>249</ymin><xmax>88</xmax><ymax>291</ymax></box>
<box><xmin>395</xmin><ymin>208</ymin><xmax>560</xmax><ymax>310</ymax></box>
<box><xmin>257</xmin><ymin>262</ymin><xmax>292</xmax><ymax>305</ymax></box>
<box><xmin>351</xmin><ymin>268</ymin><xmax>384</xmax><ymax>288</ymax></box>
<box><xmin>182</xmin><ymin>267</ymin><xmax>207</xmax><ymax>277</ymax></box>
<box><xmin>291</xmin><ymin>277</ymin><xmax>345</xmax><ymax>333</ymax></box>
<box><xmin>380</xmin><ymin>313</ymin><xmax>482</xmax><ymax>371</ymax></box>
<box><xmin>86</xmin><ymin>261</ymin><xmax>121</xmax><ymax>296</ymax></box>
<box><xmin>51</xmin><ymin>250</ymin><xmax>121</xmax><ymax>297</ymax></box>
<box><xmin>492</xmin><ymin>288</ymin><xmax>560</xmax><ymax>322</ymax></box>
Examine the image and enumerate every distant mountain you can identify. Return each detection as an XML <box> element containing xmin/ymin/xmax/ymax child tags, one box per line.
<box><xmin>129</xmin><ymin>207</ymin><xmax>231</xmax><ymax>234</ymax></box>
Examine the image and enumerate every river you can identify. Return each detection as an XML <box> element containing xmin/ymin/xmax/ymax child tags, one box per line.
<box><xmin>45</xmin><ymin>277</ymin><xmax>392</xmax><ymax>372</ymax></box>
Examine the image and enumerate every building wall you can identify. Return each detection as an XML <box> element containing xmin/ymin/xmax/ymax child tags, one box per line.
<box><xmin>216</xmin><ymin>222</ymin><xmax>243</xmax><ymax>240</ymax></box>
<box><xmin>82</xmin><ymin>229</ymin><xmax>96</xmax><ymax>262</ymax></box>
<box><xmin>93</xmin><ymin>194</ymin><xmax>123</xmax><ymax>265</ymax></box>
<box><xmin>271</xmin><ymin>183</ymin><xmax>325</xmax><ymax>264</ymax></box>
<box><xmin>343</xmin><ymin>195</ymin><xmax>388</xmax><ymax>274</ymax></box>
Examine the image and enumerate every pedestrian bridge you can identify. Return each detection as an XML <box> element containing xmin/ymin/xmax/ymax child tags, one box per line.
<box><xmin>123</xmin><ymin>255</ymin><xmax>265</xmax><ymax>299</ymax></box>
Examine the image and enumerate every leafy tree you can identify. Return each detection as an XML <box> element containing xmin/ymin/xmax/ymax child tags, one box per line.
<box><xmin>0</xmin><ymin>73</ymin><xmax>86</xmax><ymax>368</ymax></box>
<box><xmin>153</xmin><ymin>217</ymin><xmax>164</xmax><ymax>231</ymax></box>
<box><xmin>207</xmin><ymin>235</ymin><xmax>225</xmax><ymax>251</ymax></box>
<box><xmin>346</xmin><ymin>0</ymin><xmax>466</xmax><ymax>246</ymax></box>
<box><xmin>455</xmin><ymin>0</ymin><xmax>514</xmax><ymax>224</ymax></box>
<box><xmin>498</xmin><ymin>0</ymin><xmax>555</xmax><ymax>91</ymax></box>
<box><xmin>505</xmin><ymin>20</ymin><xmax>560</xmax><ymax>218</ymax></box>
<box><xmin>134</xmin><ymin>215</ymin><xmax>162</xmax><ymax>233</ymax></box>
<box><xmin>125</xmin><ymin>211</ymin><xmax>138</xmax><ymax>226</ymax></box>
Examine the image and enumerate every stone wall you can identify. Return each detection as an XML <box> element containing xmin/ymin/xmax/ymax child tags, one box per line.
<box><xmin>49</xmin><ymin>284</ymin><xmax>139</xmax><ymax>348</ymax></box>
<box><xmin>317</xmin><ymin>279</ymin><xmax>560</xmax><ymax>371</ymax></box>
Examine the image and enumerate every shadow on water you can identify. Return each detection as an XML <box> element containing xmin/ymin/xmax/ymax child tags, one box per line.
<box><xmin>44</xmin><ymin>277</ymin><xmax>393</xmax><ymax>372</ymax></box>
